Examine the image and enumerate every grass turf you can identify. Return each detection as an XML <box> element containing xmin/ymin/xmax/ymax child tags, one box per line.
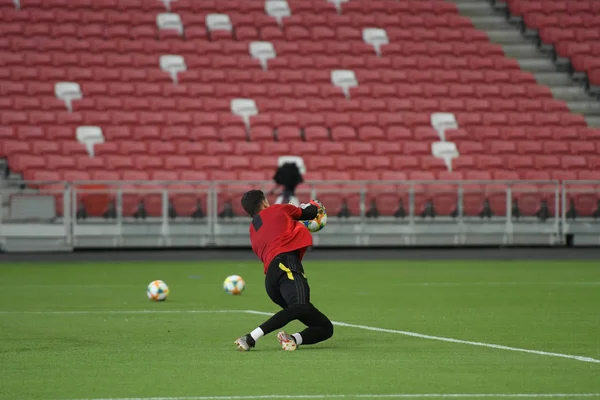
<box><xmin>0</xmin><ymin>260</ymin><xmax>599</xmax><ymax>400</ymax></box>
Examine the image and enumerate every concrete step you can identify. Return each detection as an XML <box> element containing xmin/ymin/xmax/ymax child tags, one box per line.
<box><xmin>535</xmin><ymin>72</ymin><xmax>574</xmax><ymax>87</ymax></box>
<box><xmin>585</xmin><ymin>116</ymin><xmax>600</xmax><ymax>128</ymax></box>
<box><xmin>551</xmin><ymin>87</ymin><xmax>593</xmax><ymax>102</ymax></box>
<box><xmin>469</xmin><ymin>15</ymin><xmax>512</xmax><ymax>30</ymax></box>
<box><xmin>501</xmin><ymin>43</ymin><xmax>542</xmax><ymax>58</ymax></box>
<box><xmin>485</xmin><ymin>30</ymin><xmax>525</xmax><ymax>44</ymax></box>
<box><xmin>518</xmin><ymin>58</ymin><xmax>557</xmax><ymax>73</ymax></box>
<box><xmin>449</xmin><ymin>1</ymin><xmax>497</xmax><ymax>16</ymax></box>
<box><xmin>567</xmin><ymin>101</ymin><xmax>600</xmax><ymax>116</ymax></box>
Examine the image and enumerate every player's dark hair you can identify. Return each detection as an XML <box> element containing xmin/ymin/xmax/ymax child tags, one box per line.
<box><xmin>241</xmin><ymin>190</ymin><xmax>266</xmax><ymax>217</ymax></box>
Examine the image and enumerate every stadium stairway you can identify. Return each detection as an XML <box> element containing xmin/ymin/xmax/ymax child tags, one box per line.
<box><xmin>448</xmin><ymin>0</ymin><xmax>600</xmax><ymax>128</ymax></box>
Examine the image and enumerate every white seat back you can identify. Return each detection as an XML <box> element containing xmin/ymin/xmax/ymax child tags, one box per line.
<box><xmin>431</xmin><ymin>112</ymin><xmax>458</xmax><ymax>141</ymax></box>
<box><xmin>331</xmin><ymin>70</ymin><xmax>358</xmax><ymax>99</ymax></box>
<box><xmin>327</xmin><ymin>0</ymin><xmax>349</xmax><ymax>14</ymax></box>
<box><xmin>76</xmin><ymin>126</ymin><xmax>105</xmax><ymax>158</ymax></box>
<box><xmin>160</xmin><ymin>55</ymin><xmax>187</xmax><ymax>84</ymax></box>
<box><xmin>265</xmin><ymin>0</ymin><xmax>291</xmax><ymax>27</ymax></box>
<box><xmin>156</xmin><ymin>13</ymin><xmax>184</xmax><ymax>35</ymax></box>
<box><xmin>431</xmin><ymin>141</ymin><xmax>459</xmax><ymax>172</ymax></box>
<box><xmin>250</xmin><ymin>42</ymin><xmax>276</xmax><ymax>71</ymax></box>
<box><xmin>54</xmin><ymin>82</ymin><xmax>82</xmax><ymax>112</ymax></box>
<box><xmin>278</xmin><ymin>156</ymin><xmax>306</xmax><ymax>175</ymax></box>
<box><xmin>231</xmin><ymin>99</ymin><xmax>258</xmax><ymax>130</ymax></box>
<box><xmin>363</xmin><ymin>28</ymin><xmax>389</xmax><ymax>57</ymax></box>
<box><xmin>13</xmin><ymin>0</ymin><xmax>20</xmax><ymax>9</ymax></box>
<box><xmin>206</xmin><ymin>14</ymin><xmax>232</xmax><ymax>32</ymax></box>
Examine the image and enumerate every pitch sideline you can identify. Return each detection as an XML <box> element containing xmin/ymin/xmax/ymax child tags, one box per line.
<box><xmin>70</xmin><ymin>393</ymin><xmax>600</xmax><ymax>400</ymax></box>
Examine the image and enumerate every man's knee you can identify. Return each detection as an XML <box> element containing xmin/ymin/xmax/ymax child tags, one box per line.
<box><xmin>307</xmin><ymin>305</ymin><xmax>334</xmax><ymax>339</ymax></box>
<box><xmin>288</xmin><ymin>304</ymin><xmax>334</xmax><ymax>339</ymax></box>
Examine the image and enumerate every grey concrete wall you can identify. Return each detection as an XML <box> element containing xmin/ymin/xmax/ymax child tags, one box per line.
<box><xmin>1</xmin><ymin>247</ymin><xmax>599</xmax><ymax>263</ymax></box>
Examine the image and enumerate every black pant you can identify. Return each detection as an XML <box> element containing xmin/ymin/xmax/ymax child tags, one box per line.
<box><xmin>265</xmin><ymin>251</ymin><xmax>310</xmax><ymax>308</ymax></box>
<box><xmin>259</xmin><ymin>252</ymin><xmax>334</xmax><ymax>346</ymax></box>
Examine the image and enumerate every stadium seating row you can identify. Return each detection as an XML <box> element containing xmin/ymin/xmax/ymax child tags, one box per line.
<box><xmin>507</xmin><ymin>0</ymin><xmax>600</xmax><ymax>15</ymax></box>
<box><xmin>0</xmin><ymin>23</ymin><xmax>492</xmax><ymax>39</ymax></box>
<box><xmin>2</xmin><ymin>13</ymin><xmax>474</xmax><ymax>28</ymax></box>
<box><xmin>21</xmin><ymin>166</ymin><xmax>600</xmax><ymax>184</ymax></box>
<box><xmin>523</xmin><ymin>15</ymin><xmax>600</xmax><ymax>31</ymax></box>
<box><xmin>2</xmin><ymin>81</ymin><xmax>555</xmax><ymax>99</ymax></box>
<box><xmin>2</xmin><ymin>52</ymin><xmax>525</xmax><ymax>66</ymax></box>
<box><xmin>4</xmin><ymin>95</ymin><xmax>568</xmax><ymax>114</ymax></box>
<box><xmin>2</xmin><ymin>98</ymin><xmax>571</xmax><ymax>116</ymax></box>
<box><xmin>3</xmin><ymin>125</ymin><xmax>599</xmax><ymax>144</ymax></box>
<box><xmin>0</xmin><ymin>111</ymin><xmax>586</xmax><ymax>128</ymax></box>
<box><xmin>4</xmin><ymin>139</ymin><xmax>600</xmax><ymax>157</ymax></box>
<box><xmin>9</xmin><ymin>153</ymin><xmax>600</xmax><ymax>178</ymax></box>
<box><xmin>0</xmin><ymin>87</ymin><xmax>568</xmax><ymax>107</ymax></box>
<box><xmin>0</xmin><ymin>59</ymin><xmax>535</xmax><ymax>76</ymax></box>
<box><xmin>2</xmin><ymin>36</ymin><xmax>500</xmax><ymax>52</ymax></box>
<box><xmin>5</xmin><ymin>0</ymin><xmax>460</xmax><ymax>14</ymax></box>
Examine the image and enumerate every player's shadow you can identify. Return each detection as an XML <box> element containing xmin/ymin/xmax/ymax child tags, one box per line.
<box><xmin>308</xmin><ymin>336</ymin><xmax>373</xmax><ymax>349</ymax></box>
<box><xmin>254</xmin><ymin>337</ymin><xmax>368</xmax><ymax>352</ymax></box>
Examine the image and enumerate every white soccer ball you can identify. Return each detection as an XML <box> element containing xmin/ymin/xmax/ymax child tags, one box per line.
<box><xmin>147</xmin><ymin>280</ymin><xmax>169</xmax><ymax>301</ymax></box>
<box><xmin>223</xmin><ymin>275</ymin><xmax>245</xmax><ymax>295</ymax></box>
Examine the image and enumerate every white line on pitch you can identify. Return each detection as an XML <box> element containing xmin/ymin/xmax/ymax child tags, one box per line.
<box><xmin>69</xmin><ymin>393</ymin><xmax>600</xmax><ymax>400</ymax></box>
<box><xmin>389</xmin><ymin>282</ymin><xmax>600</xmax><ymax>286</ymax></box>
<box><xmin>7</xmin><ymin>284</ymin><xmax>143</xmax><ymax>288</ymax></box>
<box><xmin>7</xmin><ymin>282</ymin><xmax>599</xmax><ymax>289</ymax></box>
<box><xmin>243</xmin><ymin>311</ymin><xmax>600</xmax><ymax>364</ymax></box>
<box><xmin>2</xmin><ymin>309</ymin><xmax>599</xmax><ymax>364</ymax></box>
<box><xmin>0</xmin><ymin>310</ymin><xmax>243</xmax><ymax>315</ymax></box>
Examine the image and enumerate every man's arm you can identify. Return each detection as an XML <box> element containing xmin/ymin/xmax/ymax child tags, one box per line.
<box><xmin>298</xmin><ymin>204</ymin><xmax>318</xmax><ymax>221</ymax></box>
<box><xmin>281</xmin><ymin>204</ymin><xmax>319</xmax><ymax>221</ymax></box>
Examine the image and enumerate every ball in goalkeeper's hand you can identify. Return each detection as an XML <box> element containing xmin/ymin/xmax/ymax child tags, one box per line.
<box><xmin>301</xmin><ymin>200</ymin><xmax>327</xmax><ymax>233</ymax></box>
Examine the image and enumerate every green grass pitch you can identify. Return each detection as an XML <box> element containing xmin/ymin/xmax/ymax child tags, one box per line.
<box><xmin>0</xmin><ymin>259</ymin><xmax>599</xmax><ymax>400</ymax></box>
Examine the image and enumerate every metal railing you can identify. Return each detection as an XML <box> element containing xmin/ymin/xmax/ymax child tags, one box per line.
<box><xmin>561</xmin><ymin>181</ymin><xmax>600</xmax><ymax>244</ymax></box>
<box><xmin>1</xmin><ymin>179</ymin><xmax>598</xmax><ymax>248</ymax></box>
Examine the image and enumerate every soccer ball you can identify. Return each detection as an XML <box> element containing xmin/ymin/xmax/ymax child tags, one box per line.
<box><xmin>301</xmin><ymin>200</ymin><xmax>327</xmax><ymax>233</ymax></box>
<box><xmin>223</xmin><ymin>275</ymin><xmax>245</xmax><ymax>295</ymax></box>
<box><xmin>147</xmin><ymin>280</ymin><xmax>169</xmax><ymax>301</ymax></box>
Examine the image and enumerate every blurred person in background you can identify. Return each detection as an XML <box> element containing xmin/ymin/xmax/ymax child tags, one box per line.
<box><xmin>270</xmin><ymin>162</ymin><xmax>303</xmax><ymax>206</ymax></box>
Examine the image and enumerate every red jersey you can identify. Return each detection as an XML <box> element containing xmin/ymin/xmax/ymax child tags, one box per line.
<box><xmin>249</xmin><ymin>204</ymin><xmax>313</xmax><ymax>273</ymax></box>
